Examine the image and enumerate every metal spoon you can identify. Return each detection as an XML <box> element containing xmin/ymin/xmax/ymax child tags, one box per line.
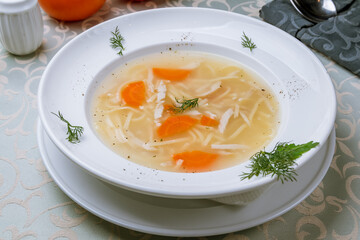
<box><xmin>290</xmin><ymin>0</ymin><xmax>337</xmax><ymax>23</ymax></box>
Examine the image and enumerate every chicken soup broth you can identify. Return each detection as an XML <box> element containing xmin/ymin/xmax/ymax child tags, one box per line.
<box><xmin>92</xmin><ymin>51</ymin><xmax>280</xmax><ymax>173</ymax></box>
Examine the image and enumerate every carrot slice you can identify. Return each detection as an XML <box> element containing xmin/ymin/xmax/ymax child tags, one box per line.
<box><xmin>121</xmin><ymin>81</ymin><xmax>145</xmax><ymax>108</ymax></box>
<box><xmin>173</xmin><ymin>151</ymin><xmax>218</xmax><ymax>171</ymax></box>
<box><xmin>152</xmin><ymin>68</ymin><xmax>191</xmax><ymax>81</ymax></box>
<box><xmin>200</xmin><ymin>115</ymin><xmax>219</xmax><ymax>127</ymax></box>
<box><xmin>157</xmin><ymin>115</ymin><xmax>197</xmax><ymax>138</ymax></box>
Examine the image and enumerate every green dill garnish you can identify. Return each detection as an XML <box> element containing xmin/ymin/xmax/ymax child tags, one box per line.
<box><xmin>110</xmin><ymin>26</ymin><xmax>125</xmax><ymax>55</ymax></box>
<box><xmin>169</xmin><ymin>97</ymin><xmax>199</xmax><ymax>113</ymax></box>
<box><xmin>241</xmin><ymin>32</ymin><xmax>256</xmax><ymax>52</ymax></box>
<box><xmin>241</xmin><ymin>141</ymin><xmax>319</xmax><ymax>183</ymax></box>
<box><xmin>52</xmin><ymin>111</ymin><xmax>84</xmax><ymax>144</ymax></box>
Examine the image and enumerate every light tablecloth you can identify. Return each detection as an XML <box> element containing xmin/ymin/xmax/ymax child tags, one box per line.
<box><xmin>1</xmin><ymin>0</ymin><xmax>359</xmax><ymax>239</ymax></box>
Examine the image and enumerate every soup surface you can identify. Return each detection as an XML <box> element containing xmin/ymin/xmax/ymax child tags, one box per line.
<box><xmin>91</xmin><ymin>51</ymin><xmax>279</xmax><ymax>173</ymax></box>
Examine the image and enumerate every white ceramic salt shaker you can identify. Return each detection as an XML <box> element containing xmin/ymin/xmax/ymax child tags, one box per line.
<box><xmin>0</xmin><ymin>0</ymin><xmax>43</xmax><ymax>55</ymax></box>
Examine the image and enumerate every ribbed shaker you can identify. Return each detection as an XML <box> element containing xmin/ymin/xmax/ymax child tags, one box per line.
<box><xmin>0</xmin><ymin>0</ymin><xmax>44</xmax><ymax>55</ymax></box>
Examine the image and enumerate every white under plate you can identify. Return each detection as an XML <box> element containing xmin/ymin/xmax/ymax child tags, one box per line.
<box><xmin>38</xmin><ymin>121</ymin><xmax>335</xmax><ymax>237</ymax></box>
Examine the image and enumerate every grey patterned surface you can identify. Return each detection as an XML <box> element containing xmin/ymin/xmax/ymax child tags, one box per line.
<box><xmin>260</xmin><ymin>0</ymin><xmax>360</xmax><ymax>76</ymax></box>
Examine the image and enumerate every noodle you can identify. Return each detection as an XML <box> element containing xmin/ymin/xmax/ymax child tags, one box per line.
<box><xmin>123</xmin><ymin>111</ymin><xmax>133</xmax><ymax>130</ymax></box>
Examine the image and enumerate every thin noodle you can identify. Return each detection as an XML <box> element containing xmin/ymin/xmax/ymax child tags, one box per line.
<box><xmin>131</xmin><ymin>113</ymin><xmax>146</xmax><ymax>122</ymax></box>
<box><xmin>263</xmin><ymin>98</ymin><xmax>275</xmax><ymax>112</ymax></box>
<box><xmin>218</xmin><ymin>67</ymin><xmax>240</xmax><ymax>75</ymax></box>
<box><xmin>167</xmin><ymin>93</ymin><xmax>177</xmax><ymax>103</ymax></box>
<box><xmin>123</xmin><ymin>111</ymin><xmax>133</xmax><ymax>130</ymax></box>
<box><xmin>180</xmin><ymin>142</ymin><xmax>191</xmax><ymax>151</ymax></box>
<box><xmin>146</xmin><ymin>93</ymin><xmax>156</xmax><ymax>103</ymax></box>
<box><xmin>196</xmin><ymin>81</ymin><xmax>221</xmax><ymax>96</ymax></box>
<box><xmin>203</xmin><ymin>133</ymin><xmax>214</xmax><ymax>146</ymax></box>
<box><xmin>180</xmin><ymin>61</ymin><xmax>201</xmax><ymax>70</ymax></box>
<box><xmin>105</xmin><ymin>116</ymin><xmax>115</xmax><ymax>128</ymax></box>
<box><xmin>167</xmin><ymin>85</ymin><xmax>193</xmax><ymax>99</ymax></box>
<box><xmin>188</xmin><ymin>129</ymin><xmax>198</xmax><ymax>143</ymax></box>
<box><xmin>241</xmin><ymin>89</ymin><xmax>254</xmax><ymax>99</ymax></box>
<box><xmin>127</xmin><ymin>131</ymin><xmax>156</xmax><ymax>151</ymax></box>
<box><xmin>148</xmin><ymin>138</ymin><xmax>189</xmax><ymax>147</ymax></box>
<box><xmin>208</xmin><ymin>75</ymin><xmax>238</xmax><ymax>82</ymax></box>
<box><xmin>148</xmin><ymin>125</ymin><xmax>154</xmax><ymax>143</ymax></box>
<box><xmin>234</xmin><ymin>104</ymin><xmax>240</xmax><ymax>118</ymax></box>
<box><xmin>249</xmin><ymin>98</ymin><xmax>264</xmax><ymax>122</ymax></box>
<box><xmin>211</xmin><ymin>144</ymin><xmax>248</xmax><ymax>150</ymax></box>
<box><xmin>198</xmin><ymin>98</ymin><xmax>208</xmax><ymax>106</ymax></box>
<box><xmin>177</xmin><ymin>82</ymin><xmax>189</xmax><ymax>88</ymax></box>
<box><xmin>240</xmin><ymin>111</ymin><xmax>251</xmax><ymax>126</ymax></box>
<box><xmin>104</xmin><ymin>106</ymin><xmax>141</xmax><ymax>114</ymax></box>
<box><xmin>212</xmin><ymin>87</ymin><xmax>231</xmax><ymax>101</ymax></box>
<box><xmin>107</xmin><ymin>115</ymin><xmax>128</xmax><ymax>143</ymax></box>
<box><xmin>192</xmin><ymin>128</ymin><xmax>205</xmax><ymax>143</ymax></box>
<box><xmin>216</xmin><ymin>150</ymin><xmax>234</xmax><ymax>155</ymax></box>
<box><xmin>204</xmin><ymin>111</ymin><xmax>217</xmax><ymax>119</ymax></box>
<box><xmin>258</xmin><ymin>111</ymin><xmax>271</xmax><ymax>118</ymax></box>
<box><xmin>203</xmin><ymin>64</ymin><xmax>216</xmax><ymax>75</ymax></box>
<box><xmin>228</xmin><ymin>125</ymin><xmax>247</xmax><ymax>140</ymax></box>
<box><xmin>114</xmin><ymin>128</ymin><xmax>127</xmax><ymax>143</ymax></box>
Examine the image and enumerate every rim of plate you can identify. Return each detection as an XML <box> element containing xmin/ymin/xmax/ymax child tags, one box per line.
<box><xmin>38</xmin><ymin>7</ymin><xmax>336</xmax><ymax>199</ymax></box>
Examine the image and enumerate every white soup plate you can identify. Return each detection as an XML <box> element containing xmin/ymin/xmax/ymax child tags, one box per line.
<box><xmin>38</xmin><ymin>7</ymin><xmax>336</xmax><ymax>200</ymax></box>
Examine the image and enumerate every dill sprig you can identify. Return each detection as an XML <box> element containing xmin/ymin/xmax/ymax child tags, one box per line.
<box><xmin>169</xmin><ymin>97</ymin><xmax>199</xmax><ymax>113</ymax></box>
<box><xmin>241</xmin><ymin>32</ymin><xmax>257</xmax><ymax>52</ymax></box>
<box><xmin>241</xmin><ymin>141</ymin><xmax>319</xmax><ymax>183</ymax></box>
<box><xmin>110</xmin><ymin>26</ymin><xmax>125</xmax><ymax>55</ymax></box>
<box><xmin>52</xmin><ymin>111</ymin><xmax>84</xmax><ymax>144</ymax></box>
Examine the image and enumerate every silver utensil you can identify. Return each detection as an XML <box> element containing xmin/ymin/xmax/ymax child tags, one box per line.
<box><xmin>290</xmin><ymin>0</ymin><xmax>337</xmax><ymax>23</ymax></box>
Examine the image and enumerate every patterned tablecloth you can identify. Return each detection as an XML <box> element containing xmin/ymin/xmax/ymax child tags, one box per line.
<box><xmin>1</xmin><ymin>0</ymin><xmax>359</xmax><ymax>239</ymax></box>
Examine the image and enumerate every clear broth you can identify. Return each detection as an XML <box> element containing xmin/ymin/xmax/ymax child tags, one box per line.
<box><xmin>92</xmin><ymin>51</ymin><xmax>280</xmax><ymax>172</ymax></box>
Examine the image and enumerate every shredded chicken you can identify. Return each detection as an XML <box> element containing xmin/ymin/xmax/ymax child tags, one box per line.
<box><xmin>154</xmin><ymin>104</ymin><xmax>164</xmax><ymax>120</ymax></box>
<box><xmin>154</xmin><ymin>81</ymin><xmax>167</xmax><ymax>121</ymax></box>
<box><xmin>156</xmin><ymin>81</ymin><xmax>166</xmax><ymax>102</ymax></box>
<box><xmin>146</xmin><ymin>67</ymin><xmax>154</xmax><ymax>93</ymax></box>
